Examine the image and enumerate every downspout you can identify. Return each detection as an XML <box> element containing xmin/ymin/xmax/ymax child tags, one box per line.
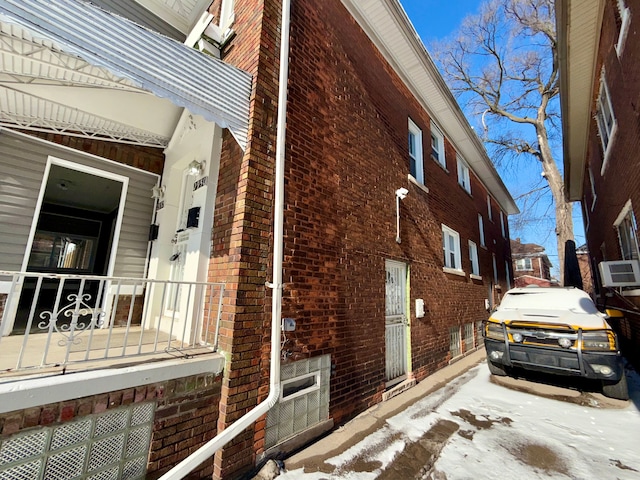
<box><xmin>158</xmin><ymin>0</ymin><xmax>291</xmax><ymax>477</ymax></box>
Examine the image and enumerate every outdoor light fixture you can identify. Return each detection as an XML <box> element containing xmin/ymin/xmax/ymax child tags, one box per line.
<box><xmin>395</xmin><ymin>187</ymin><xmax>409</xmax><ymax>243</ymax></box>
<box><xmin>188</xmin><ymin>159</ymin><xmax>205</xmax><ymax>176</ymax></box>
<box><xmin>151</xmin><ymin>185</ymin><xmax>166</xmax><ymax>200</ymax></box>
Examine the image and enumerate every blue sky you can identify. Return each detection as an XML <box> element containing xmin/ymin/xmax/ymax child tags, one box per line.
<box><xmin>398</xmin><ymin>0</ymin><xmax>586</xmax><ymax>276</ymax></box>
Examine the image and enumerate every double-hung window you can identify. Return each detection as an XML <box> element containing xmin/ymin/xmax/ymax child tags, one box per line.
<box><xmin>442</xmin><ymin>224</ymin><xmax>462</xmax><ymax>271</ymax></box>
<box><xmin>469</xmin><ymin>241</ymin><xmax>480</xmax><ymax>276</ymax></box>
<box><xmin>615</xmin><ymin>201</ymin><xmax>640</xmax><ymax>261</ymax></box>
<box><xmin>487</xmin><ymin>195</ymin><xmax>493</xmax><ymax>221</ymax></box>
<box><xmin>408</xmin><ymin>118</ymin><xmax>424</xmax><ymax>184</ymax></box>
<box><xmin>457</xmin><ymin>155</ymin><xmax>471</xmax><ymax>194</ymax></box>
<box><xmin>505</xmin><ymin>260</ymin><xmax>511</xmax><ymax>289</ymax></box>
<box><xmin>616</xmin><ymin>0</ymin><xmax>631</xmax><ymax>56</ymax></box>
<box><xmin>515</xmin><ymin>258</ymin><xmax>533</xmax><ymax>271</ymax></box>
<box><xmin>431</xmin><ymin>124</ymin><xmax>445</xmax><ymax>168</ymax></box>
<box><xmin>478</xmin><ymin>214</ymin><xmax>485</xmax><ymax>247</ymax></box>
<box><xmin>595</xmin><ymin>72</ymin><xmax>616</xmax><ymax>171</ymax></box>
<box><xmin>500</xmin><ymin>211</ymin><xmax>506</xmax><ymax>237</ymax></box>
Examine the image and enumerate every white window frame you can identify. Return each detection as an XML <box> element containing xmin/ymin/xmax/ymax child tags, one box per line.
<box><xmin>588</xmin><ymin>167</ymin><xmax>597</xmax><ymax>212</ymax></box>
<box><xmin>478</xmin><ymin>214</ymin><xmax>485</xmax><ymax>247</ymax></box>
<box><xmin>505</xmin><ymin>260</ymin><xmax>511</xmax><ymax>289</ymax></box>
<box><xmin>487</xmin><ymin>195</ymin><xmax>493</xmax><ymax>221</ymax></box>
<box><xmin>596</xmin><ymin>71</ymin><xmax>617</xmax><ymax>174</ymax></box>
<box><xmin>500</xmin><ymin>211</ymin><xmax>506</xmax><ymax>238</ymax></box>
<box><xmin>515</xmin><ymin>258</ymin><xmax>533</xmax><ymax>271</ymax></box>
<box><xmin>219</xmin><ymin>0</ymin><xmax>236</xmax><ymax>31</ymax></box>
<box><xmin>492</xmin><ymin>253</ymin><xmax>498</xmax><ymax>285</ymax></box>
<box><xmin>442</xmin><ymin>224</ymin><xmax>462</xmax><ymax>272</ymax></box>
<box><xmin>469</xmin><ymin>240</ymin><xmax>480</xmax><ymax>277</ymax></box>
<box><xmin>408</xmin><ymin>118</ymin><xmax>424</xmax><ymax>184</ymax></box>
<box><xmin>431</xmin><ymin>123</ymin><xmax>445</xmax><ymax>168</ymax></box>
<box><xmin>457</xmin><ymin>155</ymin><xmax>471</xmax><ymax>194</ymax></box>
<box><xmin>614</xmin><ymin>200</ymin><xmax>640</xmax><ymax>261</ymax></box>
<box><xmin>616</xmin><ymin>0</ymin><xmax>631</xmax><ymax>57</ymax></box>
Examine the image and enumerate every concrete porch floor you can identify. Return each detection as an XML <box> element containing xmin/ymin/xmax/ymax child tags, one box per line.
<box><xmin>0</xmin><ymin>327</ymin><xmax>213</xmax><ymax>381</ymax></box>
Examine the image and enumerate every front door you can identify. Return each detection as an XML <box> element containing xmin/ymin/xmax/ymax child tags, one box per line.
<box><xmin>385</xmin><ymin>260</ymin><xmax>408</xmax><ymax>386</ymax></box>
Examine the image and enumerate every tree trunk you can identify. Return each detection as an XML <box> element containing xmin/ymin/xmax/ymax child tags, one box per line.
<box><xmin>537</xmin><ymin>123</ymin><xmax>574</xmax><ymax>284</ymax></box>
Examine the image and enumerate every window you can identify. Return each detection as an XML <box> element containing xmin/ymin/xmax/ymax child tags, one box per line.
<box><xmin>219</xmin><ymin>0</ymin><xmax>236</xmax><ymax>31</ymax></box>
<box><xmin>588</xmin><ymin>167</ymin><xmax>597</xmax><ymax>211</ymax></box>
<box><xmin>457</xmin><ymin>155</ymin><xmax>471</xmax><ymax>193</ymax></box>
<box><xmin>595</xmin><ymin>72</ymin><xmax>616</xmax><ymax>170</ymax></box>
<box><xmin>408</xmin><ymin>118</ymin><xmax>424</xmax><ymax>184</ymax></box>
<box><xmin>487</xmin><ymin>195</ymin><xmax>493</xmax><ymax>221</ymax></box>
<box><xmin>469</xmin><ymin>240</ymin><xmax>480</xmax><ymax>276</ymax></box>
<box><xmin>463</xmin><ymin>323</ymin><xmax>474</xmax><ymax>351</ymax></box>
<box><xmin>515</xmin><ymin>258</ymin><xmax>533</xmax><ymax>271</ymax></box>
<box><xmin>505</xmin><ymin>260</ymin><xmax>511</xmax><ymax>289</ymax></box>
<box><xmin>449</xmin><ymin>326</ymin><xmax>462</xmax><ymax>358</ymax></box>
<box><xmin>478</xmin><ymin>214</ymin><xmax>485</xmax><ymax>247</ymax></box>
<box><xmin>616</xmin><ymin>0</ymin><xmax>631</xmax><ymax>56</ymax></box>
<box><xmin>492</xmin><ymin>253</ymin><xmax>498</xmax><ymax>285</ymax></box>
<box><xmin>431</xmin><ymin>123</ymin><xmax>445</xmax><ymax>168</ymax></box>
<box><xmin>442</xmin><ymin>224</ymin><xmax>462</xmax><ymax>270</ymax></box>
<box><xmin>614</xmin><ymin>201</ymin><xmax>639</xmax><ymax>260</ymax></box>
<box><xmin>500</xmin><ymin>211</ymin><xmax>506</xmax><ymax>238</ymax></box>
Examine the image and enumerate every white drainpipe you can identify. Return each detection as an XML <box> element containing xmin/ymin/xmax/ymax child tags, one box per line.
<box><xmin>158</xmin><ymin>0</ymin><xmax>291</xmax><ymax>477</ymax></box>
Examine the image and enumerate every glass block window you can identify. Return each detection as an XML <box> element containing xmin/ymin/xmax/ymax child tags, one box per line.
<box><xmin>0</xmin><ymin>402</ymin><xmax>154</xmax><ymax>480</ymax></box>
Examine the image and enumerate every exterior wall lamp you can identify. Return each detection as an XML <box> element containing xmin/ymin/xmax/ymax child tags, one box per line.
<box><xmin>188</xmin><ymin>159</ymin><xmax>205</xmax><ymax>176</ymax></box>
<box><xmin>395</xmin><ymin>187</ymin><xmax>408</xmax><ymax>243</ymax></box>
<box><xmin>151</xmin><ymin>185</ymin><xmax>166</xmax><ymax>200</ymax></box>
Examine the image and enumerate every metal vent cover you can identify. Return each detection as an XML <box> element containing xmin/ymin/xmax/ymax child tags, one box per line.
<box><xmin>0</xmin><ymin>402</ymin><xmax>155</xmax><ymax>480</ymax></box>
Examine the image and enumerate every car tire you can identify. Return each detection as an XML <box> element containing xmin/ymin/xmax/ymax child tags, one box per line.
<box><xmin>487</xmin><ymin>360</ymin><xmax>507</xmax><ymax>376</ymax></box>
<box><xmin>602</xmin><ymin>374</ymin><xmax>629</xmax><ymax>401</ymax></box>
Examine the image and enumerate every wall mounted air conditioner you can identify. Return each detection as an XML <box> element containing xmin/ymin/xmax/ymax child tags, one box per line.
<box><xmin>598</xmin><ymin>260</ymin><xmax>640</xmax><ymax>287</ymax></box>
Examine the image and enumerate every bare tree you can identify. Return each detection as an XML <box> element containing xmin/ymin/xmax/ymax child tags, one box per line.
<box><xmin>432</xmin><ymin>0</ymin><xmax>573</xmax><ymax>281</ymax></box>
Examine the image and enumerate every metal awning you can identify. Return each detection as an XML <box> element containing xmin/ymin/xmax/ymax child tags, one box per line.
<box><xmin>0</xmin><ymin>0</ymin><xmax>252</xmax><ymax>149</ymax></box>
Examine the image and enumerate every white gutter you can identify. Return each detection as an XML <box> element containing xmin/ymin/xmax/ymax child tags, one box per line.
<box><xmin>158</xmin><ymin>0</ymin><xmax>292</xmax><ymax>477</ymax></box>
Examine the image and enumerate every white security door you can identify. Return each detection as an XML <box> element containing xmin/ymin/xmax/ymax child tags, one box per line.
<box><xmin>385</xmin><ymin>260</ymin><xmax>408</xmax><ymax>386</ymax></box>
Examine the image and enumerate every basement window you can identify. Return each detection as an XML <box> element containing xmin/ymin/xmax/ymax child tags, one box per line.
<box><xmin>281</xmin><ymin>372</ymin><xmax>320</xmax><ymax>401</ymax></box>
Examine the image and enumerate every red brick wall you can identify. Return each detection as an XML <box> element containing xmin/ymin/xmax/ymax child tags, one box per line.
<box><xmin>278</xmin><ymin>0</ymin><xmax>511</xmax><ymax>425</ymax></box>
<box><xmin>0</xmin><ymin>372</ymin><xmax>222</xmax><ymax>479</ymax></box>
<box><xmin>20</xmin><ymin>130</ymin><xmax>164</xmax><ymax>175</ymax></box>
<box><xmin>205</xmin><ymin>0</ymin><xmax>513</xmax><ymax>475</ymax></box>
<box><xmin>579</xmin><ymin>0</ymin><xmax>640</xmax><ymax>367</ymax></box>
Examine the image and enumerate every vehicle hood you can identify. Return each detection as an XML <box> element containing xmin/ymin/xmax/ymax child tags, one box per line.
<box><xmin>490</xmin><ymin>308</ymin><xmax>611</xmax><ymax>329</ymax></box>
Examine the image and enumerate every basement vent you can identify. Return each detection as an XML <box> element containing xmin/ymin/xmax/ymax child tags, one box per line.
<box><xmin>599</xmin><ymin>260</ymin><xmax>640</xmax><ymax>287</ymax></box>
<box><xmin>0</xmin><ymin>402</ymin><xmax>155</xmax><ymax>480</ymax></box>
<box><xmin>265</xmin><ymin>355</ymin><xmax>330</xmax><ymax>449</ymax></box>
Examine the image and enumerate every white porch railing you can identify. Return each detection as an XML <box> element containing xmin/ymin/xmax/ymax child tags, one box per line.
<box><xmin>0</xmin><ymin>271</ymin><xmax>225</xmax><ymax>375</ymax></box>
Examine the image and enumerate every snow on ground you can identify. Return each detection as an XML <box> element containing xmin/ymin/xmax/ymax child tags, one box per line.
<box><xmin>280</xmin><ymin>363</ymin><xmax>640</xmax><ymax>479</ymax></box>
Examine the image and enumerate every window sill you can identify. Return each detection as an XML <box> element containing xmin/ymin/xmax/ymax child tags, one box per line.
<box><xmin>408</xmin><ymin>174</ymin><xmax>429</xmax><ymax>194</ymax></box>
<box><xmin>457</xmin><ymin>183</ymin><xmax>472</xmax><ymax>197</ymax></box>
<box><xmin>443</xmin><ymin>267</ymin><xmax>465</xmax><ymax>277</ymax></box>
<box><xmin>431</xmin><ymin>156</ymin><xmax>448</xmax><ymax>173</ymax></box>
<box><xmin>470</xmin><ymin>274</ymin><xmax>482</xmax><ymax>281</ymax></box>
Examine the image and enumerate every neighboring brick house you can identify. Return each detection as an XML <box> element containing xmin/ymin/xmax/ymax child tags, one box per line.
<box><xmin>0</xmin><ymin>0</ymin><xmax>517</xmax><ymax>479</ymax></box>
<box><xmin>511</xmin><ymin>239</ymin><xmax>553</xmax><ymax>287</ymax></box>
<box><xmin>576</xmin><ymin>244</ymin><xmax>595</xmax><ymax>297</ymax></box>
<box><xmin>557</xmin><ymin>0</ymin><xmax>640</xmax><ymax>367</ymax></box>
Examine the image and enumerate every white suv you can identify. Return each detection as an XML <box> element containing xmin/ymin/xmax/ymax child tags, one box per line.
<box><xmin>483</xmin><ymin>286</ymin><xmax>628</xmax><ymax>400</ymax></box>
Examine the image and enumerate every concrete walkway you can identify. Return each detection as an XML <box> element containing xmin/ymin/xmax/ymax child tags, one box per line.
<box><xmin>284</xmin><ymin>348</ymin><xmax>486</xmax><ymax>474</ymax></box>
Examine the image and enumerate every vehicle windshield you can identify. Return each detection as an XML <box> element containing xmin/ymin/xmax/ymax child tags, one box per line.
<box><xmin>499</xmin><ymin>288</ymin><xmax>599</xmax><ymax>314</ymax></box>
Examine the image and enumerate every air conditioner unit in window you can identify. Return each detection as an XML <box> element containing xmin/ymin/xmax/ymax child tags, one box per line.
<box><xmin>598</xmin><ymin>260</ymin><xmax>640</xmax><ymax>287</ymax></box>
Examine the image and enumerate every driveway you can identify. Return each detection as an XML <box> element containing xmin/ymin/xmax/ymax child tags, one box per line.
<box><xmin>281</xmin><ymin>353</ymin><xmax>640</xmax><ymax>479</ymax></box>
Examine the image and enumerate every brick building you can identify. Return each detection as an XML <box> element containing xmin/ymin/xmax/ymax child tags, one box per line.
<box><xmin>510</xmin><ymin>239</ymin><xmax>554</xmax><ymax>287</ymax></box>
<box><xmin>557</xmin><ymin>0</ymin><xmax>640</xmax><ymax>367</ymax></box>
<box><xmin>0</xmin><ymin>0</ymin><xmax>516</xmax><ymax>478</ymax></box>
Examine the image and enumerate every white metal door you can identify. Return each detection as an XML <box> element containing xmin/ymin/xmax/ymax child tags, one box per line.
<box><xmin>385</xmin><ymin>260</ymin><xmax>407</xmax><ymax>386</ymax></box>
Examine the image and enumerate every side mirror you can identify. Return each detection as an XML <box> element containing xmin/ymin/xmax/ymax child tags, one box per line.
<box><xmin>605</xmin><ymin>308</ymin><xmax>624</xmax><ymax>318</ymax></box>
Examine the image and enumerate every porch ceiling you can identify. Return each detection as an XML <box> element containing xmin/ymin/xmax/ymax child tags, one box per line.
<box><xmin>0</xmin><ymin>0</ymin><xmax>252</xmax><ymax>149</ymax></box>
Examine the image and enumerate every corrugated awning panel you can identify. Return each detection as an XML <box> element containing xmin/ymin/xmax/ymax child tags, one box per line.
<box><xmin>0</xmin><ymin>0</ymin><xmax>253</xmax><ymax>150</ymax></box>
